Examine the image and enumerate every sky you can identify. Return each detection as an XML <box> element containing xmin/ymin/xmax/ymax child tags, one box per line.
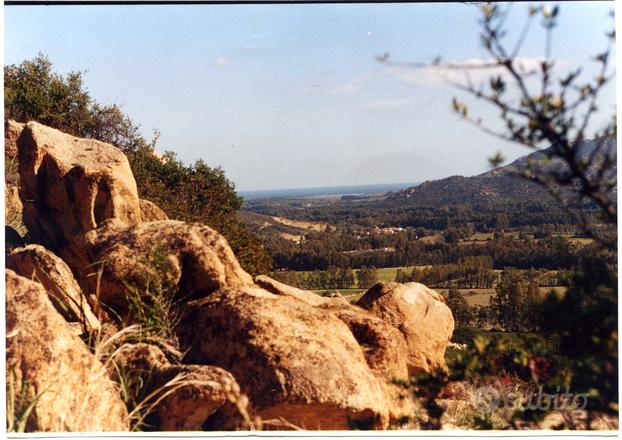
<box><xmin>4</xmin><ymin>2</ymin><xmax>616</xmax><ymax>191</ymax></box>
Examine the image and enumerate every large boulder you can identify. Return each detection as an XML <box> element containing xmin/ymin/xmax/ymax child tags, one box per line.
<box><xmin>6</xmin><ymin>270</ymin><xmax>129</xmax><ymax>432</ymax></box>
<box><xmin>7</xmin><ymin>244</ymin><xmax>100</xmax><ymax>332</ymax></box>
<box><xmin>17</xmin><ymin>121</ymin><xmax>142</xmax><ymax>267</ymax></box>
<box><xmin>78</xmin><ymin>219</ymin><xmax>254</xmax><ymax>314</ymax></box>
<box><xmin>111</xmin><ymin>343</ymin><xmax>249</xmax><ymax>431</ymax></box>
<box><xmin>356</xmin><ymin>282</ymin><xmax>454</xmax><ymax>373</ymax></box>
<box><xmin>139</xmin><ymin>199</ymin><xmax>169</xmax><ymax>222</ymax></box>
<box><xmin>179</xmin><ymin>286</ymin><xmax>412</xmax><ymax>430</ymax></box>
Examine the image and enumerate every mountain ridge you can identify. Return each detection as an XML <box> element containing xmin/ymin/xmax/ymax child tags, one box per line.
<box><xmin>388</xmin><ymin>138</ymin><xmax>616</xmax><ymax>209</ymax></box>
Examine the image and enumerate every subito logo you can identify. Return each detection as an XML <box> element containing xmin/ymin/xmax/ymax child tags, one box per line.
<box><xmin>471</xmin><ymin>386</ymin><xmax>501</xmax><ymax>413</ymax></box>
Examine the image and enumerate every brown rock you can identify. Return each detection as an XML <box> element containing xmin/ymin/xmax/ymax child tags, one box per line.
<box><xmin>317</xmin><ymin>301</ymin><xmax>414</xmax><ymax>422</ymax></box>
<box><xmin>180</xmin><ymin>286</ymin><xmax>405</xmax><ymax>430</ymax></box>
<box><xmin>111</xmin><ymin>343</ymin><xmax>249</xmax><ymax>431</ymax></box>
<box><xmin>6</xmin><ymin>184</ymin><xmax>26</xmax><ymax>236</ymax></box>
<box><xmin>357</xmin><ymin>282</ymin><xmax>454</xmax><ymax>373</ymax></box>
<box><xmin>318</xmin><ymin>301</ymin><xmax>409</xmax><ymax>382</ymax></box>
<box><xmin>255</xmin><ymin>274</ymin><xmax>326</xmax><ymax>306</ymax></box>
<box><xmin>156</xmin><ymin>364</ymin><xmax>249</xmax><ymax>431</ymax></box>
<box><xmin>139</xmin><ymin>198</ymin><xmax>169</xmax><ymax>222</ymax></box>
<box><xmin>8</xmin><ymin>244</ymin><xmax>100</xmax><ymax>332</ymax></box>
<box><xmin>5</xmin><ymin>119</ymin><xmax>24</xmax><ymax>162</ymax></box>
<box><xmin>79</xmin><ymin>219</ymin><xmax>254</xmax><ymax>315</ymax></box>
<box><xmin>17</xmin><ymin>121</ymin><xmax>141</xmax><ymax>266</ymax></box>
<box><xmin>6</xmin><ymin>270</ymin><xmax>129</xmax><ymax>432</ymax></box>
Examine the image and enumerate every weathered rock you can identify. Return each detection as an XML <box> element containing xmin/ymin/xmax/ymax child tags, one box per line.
<box><xmin>317</xmin><ymin>301</ymin><xmax>414</xmax><ymax>421</ymax></box>
<box><xmin>255</xmin><ymin>274</ymin><xmax>326</xmax><ymax>306</ymax></box>
<box><xmin>139</xmin><ymin>199</ymin><xmax>169</xmax><ymax>222</ymax></box>
<box><xmin>79</xmin><ymin>219</ymin><xmax>254</xmax><ymax>313</ymax></box>
<box><xmin>112</xmin><ymin>342</ymin><xmax>170</xmax><ymax>373</ymax></box>
<box><xmin>5</xmin><ymin>119</ymin><xmax>24</xmax><ymax>162</ymax></box>
<box><xmin>318</xmin><ymin>301</ymin><xmax>409</xmax><ymax>381</ymax></box>
<box><xmin>8</xmin><ymin>244</ymin><xmax>100</xmax><ymax>331</ymax></box>
<box><xmin>356</xmin><ymin>282</ymin><xmax>454</xmax><ymax>373</ymax></box>
<box><xmin>111</xmin><ymin>343</ymin><xmax>249</xmax><ymax>431</ymax></box>
<box><xmin>6</xmin><ymin>270</ymin><xmax>129</xmax><ymax>432</ymax></box>
<box><xmin>17</xmin><ymin>121</ymin><xmax>142</xmax><ymax>267</ymax></box>
<box><xmin>155</xmin><ymin>364</ymin><xmax>249</xmax><ymax>431</ymax></box>
<box><xmin>180</xmin><ymin>286</ymin><xmax>409</xmax><ymax>430</ymax></box>
<box><xmin>5</xmin><ymin>184</ymin><xmax>25</xmax><ymax>235</ymax></box>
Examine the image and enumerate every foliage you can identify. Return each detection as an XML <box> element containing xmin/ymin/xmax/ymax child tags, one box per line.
<box><xmin>272</xmin><ymin>266</ymin><xmax>355</xmax><ymax>290</ymax></box>
<box><xmin>446</xmin><ymin>288</ymin><xmax>474</xmax><ymax>328</ymax></box>
<box><xmin>122</xmin><ymin>245</ymin><xmax>180</xmax><ymax>348</ymax></box>
<box><xmin>6</xmin><ymin>367</ymin><xmax>49</xmax><ymax>432</ymax></box>
<box><xmin>4</xmin><ymin>54</ymin><xmax>271</xmax><ymax>274</ymax></box>
<box><xmin>539</xmin><ymin>256</ymin><xmax>618</xmax><ymax>413</ymax></box>
<box><xmin>491</xmin><ymin>269</ymin><xmax>540</xmax><ymax>332</ymax></box>
<box><xmin>383</xmin><ymin>3</ymin><xmax>618</xmax><ymax>428</ymax></box>
<box><xmin>357</xmin><ymin>265</ymin><xmax>378</xmax><ymax>288</ymax></box>
<box><xmin>451</xmin><ymin>5</ymin><xmax>616</xmax><ymax>243</ymax></box>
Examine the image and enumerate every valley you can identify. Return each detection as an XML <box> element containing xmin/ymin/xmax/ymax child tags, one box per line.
<box><xmin>240</xmin><ymin>143</ymin><xmax>615</xmax><ymax>332</ymax></box>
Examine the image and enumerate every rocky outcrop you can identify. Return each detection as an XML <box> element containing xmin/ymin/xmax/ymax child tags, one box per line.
<box><xmin>179</xmin><ymin>286</ymin><xmax>411</xmax><ymax>430</ymax></box>
<box><xmin>5</xmin><ymin>119</ymin><xmax>24</xmax><ymax>162</ymax></box>
<box><xmin>7</xmin><ymin>244</ymin><xmax>100</xmax><ymax>331</ymax></box>
<box><xmin>78</xmin><ymin>219</ymin><xmax>254</xmax><ymax>314</ymax></box>
<box><xmin>5</xmin><ymin>122</ymin><xmax>26</xmax><ymax>236</ymax></box>
<box><xmin>357</xmin><ymin>282</ymin><xmax>454</xmax><ymax>373</ymax></box>
<box><xmin>139</xmin><ymin>199</ymin><xmax>169</xmax><ymax>221</ymax></box>
<box><xmin>6</xmin><ymin>270</ymin><xmax>128</xmax><ymax>431</ymax></box>
<box><xmin>17</xmin><ymin>121</ymin><xmax>142</xmax><ymax>267</ymax></box>
<box><xmin>111</xmin><ymin>343</ymin><xmax>249</xmax><ymax>431</ymax></box>
<box><xmin>5</xmin><ymin>122</ymin><xmax>459</xmax><ymax>431</ymax></box>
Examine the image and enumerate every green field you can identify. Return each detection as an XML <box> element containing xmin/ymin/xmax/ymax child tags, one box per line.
<box><xmin>459</xmin><ymin>231</ymin><xmax>594</xmax><ymax>246</ymax></box>
<box><xmin>312</xmin><ymin>285</ymin><xmax>568</xmax><ymax>307</ymax></box>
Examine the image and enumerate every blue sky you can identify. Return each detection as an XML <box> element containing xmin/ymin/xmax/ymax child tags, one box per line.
<box><xmin>5</xmin><ymin>2</ymin><xmax>615</xmax><ymax>191</ymax></box>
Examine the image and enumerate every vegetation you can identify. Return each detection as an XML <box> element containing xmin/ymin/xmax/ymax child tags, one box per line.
<box><xmin>491</xmin><ymin>269</ymin><xmax>540</xmax><ymax>332</ymax></box>
<box><xmin>385</xmin><ymin>3</ymin><xmax>618</xmax><ymax>429</ymax></box>
<box><xmin>3</xmin><ymin>3</ymin><xmax>617</xmax><ymax>431</ymax></box>
<box><xmin>4</xmin><ymin>54</ymin><xmax>271</xmax><ymax>274</ymax></box>
<box><xmin>6</xmin><ymin>367</ymin><xmax>48</xmax><ymax>432</ymax></box>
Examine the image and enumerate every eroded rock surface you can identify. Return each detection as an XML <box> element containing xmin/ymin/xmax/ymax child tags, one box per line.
<box><xmin>6</xmin><ymin>270</ymin><xmax>128</xmax><ymax>432</ymax></box>
<box><xmin>357</xmin><ymin>282</ymin><xmax>454</xmax><ymax>373</ymax></box>
<box><xmin>8</xmin><ymin>244</ymin><xmax>100</xmax><ymax>331</ymax></box>
<box><xmin>111</xmin><ymin>343</ymin><xmax>249</xmax><ymax>431</ymax></box>
<box><xmin>17</xmin><ymin>121</ymin><xmax>141</xmax><ymax>266</ymax></box>
<box><xmin>5</xmin><ymin>119</ymin><xmax>24</xmax><ymax>162</ymax></box>
<box><xmin>139</xmin><ymin>199</ymin><xmax>169</xmax><ymax>222</ymax></box>
<box><xmin>179</xmin><ymin>286</ymin><xmax>411</xmax><ymax>430</ymax></box>
<box><xmin>79</xmin><ymin>219</ymin><xmax>254</xmax><ymax>314</ymax></box>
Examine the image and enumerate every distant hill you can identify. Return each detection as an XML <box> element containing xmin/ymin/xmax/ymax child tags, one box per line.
<box><xmin>389</xmin><ymin>138</ymin><xmax>616</xmax><ymax>209</ymax></box>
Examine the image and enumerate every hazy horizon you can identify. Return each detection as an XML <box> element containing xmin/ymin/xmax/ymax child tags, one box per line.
<box><xmin>5</xmin><ymin>2</ymin><xmax>615</xmax><ymax>192</ymax></box>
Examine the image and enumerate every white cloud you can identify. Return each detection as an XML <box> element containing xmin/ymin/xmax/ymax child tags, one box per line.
<box><xmin>215</xmin><ymin>56</ymin><xmax>230</xmax><ymax>66</ymax></box>
<box><xmin>386</xmin><ymin>57</ymin><xmax>553</xmax><ymax>88</ymax></box>
<box><xmin>315</xmin><ymin>71</ymin><xmax>386</xmax><ymax>95</ymax></box>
